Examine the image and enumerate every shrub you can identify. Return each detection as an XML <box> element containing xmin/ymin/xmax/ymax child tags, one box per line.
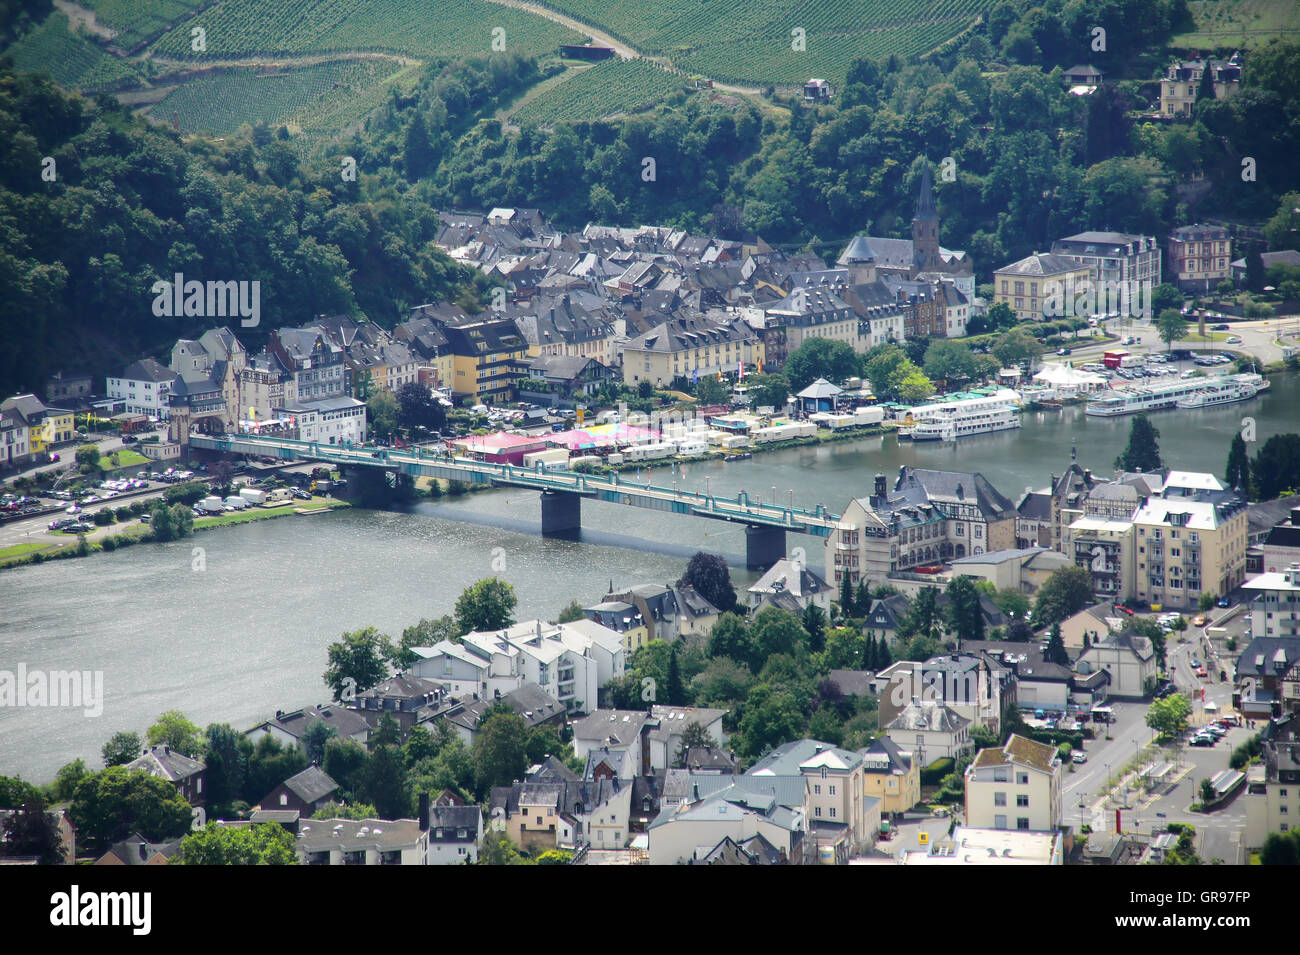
<box><xmin>921</xmin><ymin>757</ymin><xmax>955</xmax><ymax>786</ymax></box>
<box><xmin>100</xmin><ymin>536</ymin><xmax>118</xmax><ymax>552</ymax></box>
<box><xmin>93</xmin><ymin>510</ymin><xmax>114</xmax><ymax>526</ymax></box>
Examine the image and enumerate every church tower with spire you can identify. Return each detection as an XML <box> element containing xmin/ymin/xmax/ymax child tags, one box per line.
<box><xmin>911</xmin><ymin>159</ymin><xmax>942</xmax><ymax>273</ymax></box>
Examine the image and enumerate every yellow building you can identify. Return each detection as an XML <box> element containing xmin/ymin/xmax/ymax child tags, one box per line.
<box><xmin>621</xmin><ymin>315</ymin><xmax>763</xmax><ymax>389</ymax></box>
<box><xmin>861</xmin><ymin>738</ymin><xmax>921</xmax><ymax>816</ymax></box>
<box><xmin>443</xmin><ymin>318</ymin><xmax>530</xmax><ymax>403</ymax></box>
<box><xmin>583</xmin><ymin>600</ymin><xmax>651</xmax><ymax>654</ymax></box>
<box><xmin>1131</xmin><ymin>472</ymin><xmax>1249</xmax><ymax>611</ymax></box>
<box><xmin>994</xmin><ymin>254</ymin><xmax>1092</xmax><ymax>323</ymax></box>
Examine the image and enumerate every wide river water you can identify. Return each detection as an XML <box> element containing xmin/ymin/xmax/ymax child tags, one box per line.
<box><xmin>4</xmin><ymin>374</ymin><xmax>1298</xmax><ymax>781</ymax></box>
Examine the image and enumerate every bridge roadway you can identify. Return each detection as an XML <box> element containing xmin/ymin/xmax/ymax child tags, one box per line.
<box><xmin>190</xmin><ymin>433</ymin><xmax>841</xmax><ymax>568</ymax></box>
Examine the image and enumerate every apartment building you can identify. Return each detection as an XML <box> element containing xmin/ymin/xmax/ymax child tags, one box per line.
<box><xmin>1132</xmin><ymin>482</ymin><xmax>1249</xmax><ymax>610</ymax></box>
<box><xmin>107</xmin><ymin>358</ymin><xmax>178</xmax><ymax>419</ymax></box>
<box><xmin>964</xmin><ymin>735</ymin><xmax>1063</xmax><ymax>833</ymax></box>
<box><xmin>1244</xmin><ymin>565</ymin><xmax>1300</xmax><ymax>640</ymax></box>
<box><xmin>621</xmin><ymin>314</ymin><xmax>764</xmax><ymax>388</ymax></box>
<box><xmin>993</xmin><ymin>253</ymin><xmax>1091</xmax><ymax>323</ymax></box>
<box><xmin>1069</xmin><ymin>517</ymin><xmax>1137</xmax><ymax>602</ymax></box>
<box><xmin>1050</xmin><ymin>232</ymin><xmax>1161</xmax><ymax>304</ymax></box>
<box><xmin>1246</xmin><ymin>713</ymin><xmax>1300</xmax><ymax>848</ymax></box>
<box><xmin>267</xmin><ymin>327</ymin><xmax>347</xmax><ymax>403</ymax></box>
<box><xmin>1168</xmin><ymin>223</ymin><xmax>1232</xmax><ymax>293</ymax></box>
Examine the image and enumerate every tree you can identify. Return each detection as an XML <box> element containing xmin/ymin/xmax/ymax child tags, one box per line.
<box><xmin>897</xmin><ymin>587</ymin><xmax>941</xmax><ymax>644</ymax></box>
<box><xmin>1146</xmin><ymin>693</ymin><xmax>1191</xmax><ymax>740</ymax></box>
<box><xmin>0</xmin><ymin>776</ymin><xmax>41</xmax><ymax>810</ymax></box>
<box><xmin>1033</xmin><ymin>566</ymin><xmax>1094</xmax><ymax>629</ymax></box>
<box><xmin>1115</xmin><ymin>414</ymin><xmax>1162</xmax><ymax>473</ymax></box>
<box><xmin>367</xmin><ymin>389</ymin><xmax>399</xmax><ymax>439</ymax></box>
<box><xmin>473</xmin><ymin>712</ymin><xmax>529</xmax><ymax>798</ymax></box>
<box><xmin>203</xmin><ymin>723</ymin><xmax>246</xmax><ymax>811</ymax></box>
<box><xmin>801</xmin><ymin>604</ymin><xmax>827</xmax><ymax>652</ymax></box>
<box><xmin>1195</xmin><ymin>63</ymin><xmax>1216</xmax><ymax>104</ymax></box>
<box><xmin>1261</xmin><ymin>829</ymin><xmax>1300</xmax><ymax>865</ymax></box>
<box><xmin>1044</xmin><ymin>622</ymin><xmax>1069</xmax><ymax>665</ymax></box>
<box><xmin>674</xmin><ymin>722</ymin><xmax>715</xmax><ymax>766</ymax></box>
<box><xmin>736</xmin><ymin>684</ymin><xmax>806</xmax><ymax>759</ymax></box>
<box><xmin>396</xmin><ymin>382</ymin><xmax>446</xmax><ymax>436</ymax></box>
<box><xmin>102</xmin><ymin>731</ymin><xmax>142</xmax><ymax>767</ymax></box>
<box><xmin>747</xmin><ymin>373</ymin><xmax>790</xmax><ymax>410</ymax></box>
<box><xmin>895</xmin><ymin>365</ymin><xmax>936</xmax><ymax>404</ymax></box>
<box><xmin>694</xmin><ymin>375</ymin><xmax>728</xmax><ymax>404</ymax></box>
<box><xmin>678</xmin><ymin>551</ymin><xmax>737</xmax><ymax>614</ymax></box>
<box><xmin>1224</xmin><ymin>432</ymin><xmax>1255</xmax><ymax>498</ymax></box>
<box><xmin>323</xmin><ymin>626</ymin><xmax>392</xmax><ymax>702</ymax></box>
<box><xmin>391</xmin><ymin>615</ymin><xmax>458</xmax><ymax>669</ymax></box>
<box><xmin>839</xmin><ymin>571</ymin><xmax>856</xmax><ymax>618</ymax></box>
<box><xmin>943</xmin><ymin>576</ymin><xmax>985</xmax><ymax>645</ymax></box>
<box><xmin>322</xmin><ymin>738</ymin><xmax>369</xmax><ymax>798</ymax></box>
<box><xmin>663</xmin><ymin>644</ymin><xmax>687</xmax><ymax>706</ymax></box>
<box><xmin>555</xmin><ymin>600</ymin><xmax>585</xmax><ymax>624</ymax></box>
<box><xmin>1150</xmin><ymin>283</ymin><xmax>1183</xmax><ymax>316</ymax></box>
<box><xmin>300</xmin><ymin>719</ymin><xmax>337</xmax><ymax>766</ymax></box>
<box><xmin>146</xmin><ymin>710</ymin><xmax>204</xmax><ymax>758</ymax></box>
<box><xmin>75</xmin><ymin>444</ymin><xmax>100</xmax><ymax>472</ymax></box>
<box><xmin>243</xmin><ymin>734</ymin><xmax>308</xmax><ymax>805</ymax></box>
<box><xmin>706</xmin><ymin>613</ymin><xmax>757</xmax><ymax>671</ymax></box>
<box><xmin>992</xmin><ymin>328</ymin><xmax>1043</xmax><ymax>370</ymax></box>
<box><xmin>178</xmin><ymin>821</ymin><xmax>298</xmax><ymax>865</ymax></box>
<box><xmin>1155</xmin><ymin>309</ymin><xmax>1189</xmax><ymax>351</ymax></box>
<box><xmin>863</xmin><ymin>344</ymin><xmax>906</xmax><ymax>399</ymax></box>
<box><xmin>69</xmin><ymin>768</ymin><xmax>192</xmax><ymax>848</ymax></box>
<box><xmin>313</xmin><ymin>801</ymin><xmax>378</xmax><ymax>821</ymax></box>
<box><xmin>0</xmin><ymin>794</ymin><xmax>63</xmax><ymax>864</ymax></box>
<box><xmin>823</xmin><ymin>626</ymin><xmax>867</xmax><ymax>669</ymax></box>
<box><xmin>985</xmin><ymin>301</ymin><xmax>1016</xmax><ymax>329</ymax></box>
<box><xmin>750</xmin><ymin>607</ymin><xmax>810</xmax><ymax>659</ymax></box>
<box><xmin>52</xmin><ymin>759</ymin><xmax>88</xmax><ymax>801</ymax></box>
<box><xmin>993</xmin><ymin>587</ymin><xmax>1030</xmax><ymax>621</ymax></box>
<box><xmin>361</xmin><ymin>744</ymin><xmax>411</xmax><ymax>819</ymax></box>
<box><xmin>148</xmin><ymin>500</ymin><xmax>177</xmax><ymax>541</ymax></box>
<box><xmin>784</xmin><ymin>337</ymin><xmax>859</xmax><ymax>390</ymax></box>
<box><xmin>477</xmin><ymin>831</ymin><xmax>533</xmax><ymax>865</ymax></box>
<box><xmin>455</xmin><ymin>578</ymin><xmax>518</xmax><ymax>634</ymax></box>
<box><xmin>923</xmin><ymin>339</ymin><xmax>978</xmax><ymax>384</ymax></box>
<box><xmin>1252</xmin><ymin>434</ymin><xmax>1300</xmax><ymax>500</ymax></box>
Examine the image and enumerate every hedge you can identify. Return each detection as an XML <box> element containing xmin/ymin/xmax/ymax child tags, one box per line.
<box><xmin>921</xmin><ymin>757</ymin><xmax>955</xmax><ymax>787</ymax></box>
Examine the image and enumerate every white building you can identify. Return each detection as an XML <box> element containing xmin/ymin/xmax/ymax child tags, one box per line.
<box><xmin>277</xmin><ymin>395</ymin><xmax>368</xmax><ymax>445</ymax></box>
<box><xmin>1244</xmin><ymin>564</ymin><xmax>1300</xmax><ymax>639</ymax></box>
<box><xmin>107</xmin><ymin>358</ymin><xmax>178</xmax><ymax>419</ymax></box>
<box><xmin>964</xmin><ymin>735</ymin><xmax>1063</xmax><ymax>833</ymax></box>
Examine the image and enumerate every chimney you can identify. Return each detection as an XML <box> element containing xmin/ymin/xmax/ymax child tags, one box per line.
<box><xmin>418</xmin><ymin>793</ymin><xmax>430</xmax><ymax>831</ymax></box>
<box><xmin>875</xmin><ymin>473</ymin><xmax>887</xmax><ymax>499</ymax></box>
<box><xmin>1291</xmin><ymin>508</ymin><xmax>1300</xmax><ymax>526</ymax></box>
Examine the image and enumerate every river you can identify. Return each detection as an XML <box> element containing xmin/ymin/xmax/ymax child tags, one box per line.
<box><xmin>3</xmin><ymin>373</ymin><xmax>1298</xmax><ymax>782</ymax></box>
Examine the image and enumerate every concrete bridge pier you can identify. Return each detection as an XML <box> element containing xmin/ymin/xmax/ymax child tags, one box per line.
<box><xmin>745</xmin><ymin>524</ymin><xmax>785</xmax><ymax>570</ymax></box>
<box><xmin>540</xmin><ymin>490</ymin><xmax>581</xmax><ymax>540</ymax></box>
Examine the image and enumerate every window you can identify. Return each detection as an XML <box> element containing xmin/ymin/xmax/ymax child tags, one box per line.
<box><xmin>815</xmin><ymin>807</ymin><xmax>822</xmax><ymax>818</ymax></box>
<box><xmin>993</xmin><ymin>769</ymin><xmax>1008</xmax><ymax>782</ymax></box>
<box><xmin>814</xmin><ymin>784</ymin><xmax>821</xmax><ymax>795</ymax></box>
<box><xmin>829</xmin><ymin>808</ymin><xmax>837</xmax><ymax>818</ymax></box>
<box><xmin>1016</xmin><ymin>794</ymin><xmax>1029</xmax><ymax>807</ymax></box>
<box><xmin>1017</xmin><ymin>818</ymin><xmax>1030</xmax><ymax>830</ymax></box>
<box><xmin>994</xmin><ymin>792</ymin><xmax>1007</xmax><ymax>807</ymax></box>
<box><xmin>1016</xmin><ymin>772</ymin><xmax>1029</xmax><ymax>785</ymax></box>
<box><xmin>994</xmin><ymin>814</ymin><xmax>1007</xmax><ymax>830</ymax></box>
<box><xmin>829</xmin><ymin>785</ymin><xmax>837</xmax><ymax>796</ymax></box>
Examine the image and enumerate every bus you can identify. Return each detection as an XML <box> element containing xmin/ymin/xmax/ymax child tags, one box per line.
<box><xmin>1090</xmin><ymin>705</ymin><xmax>1114</xmax><ymax>724</ymax></box>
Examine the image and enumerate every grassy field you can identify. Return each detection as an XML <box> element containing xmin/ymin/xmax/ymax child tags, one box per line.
<box><xmin>192</xmin><ymin>497</ymin><xmax>346</xmax><ymax>528</ymax></box>
<box><xmin>103</xmin><ymin>449</ymin><xmax>150</xmax><ymax>468</ymax></box>
<box><xmin>3</xmin><ymin>10</ymin><xmax>144</xmax><ymax>90</ymax></box>
<box><xmin>149</xmin><ymin>0</ymin><xmax>583</xmax><ymax>61</ymax></box>
<box><xmin>0</xmin><ymin>541</ymin><xmax>62</xmax><ymax>563</ymax></box>
<box><xmin>146</xmin><ymin>59</ymin><xmax>409</xmax><ymax>136</ymax></box>
<box><xmin>511</xmin><ymin>58</ymin><xmax>692</xmax><ymax>126</ymax></box>
<box><xmin>1172</xmin><ymin>0</ymin><xmax>1300</xmax><ymax>50</ymax></box>
<box><xmin>527</xmin><ymin>0</ymin><xmax>993</xmax><ymax>84</ymax></box>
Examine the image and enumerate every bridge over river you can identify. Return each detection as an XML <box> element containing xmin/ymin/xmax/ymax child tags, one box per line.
<box><xmin>190</xmin><ymin>434</ymin><xmax>841</xmax><ymax>567</ymax></box>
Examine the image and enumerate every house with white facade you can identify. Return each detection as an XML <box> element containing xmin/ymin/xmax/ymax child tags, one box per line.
<box><xmin>107</xmin><ymin>358</ymin><xmax>178</xmax><ymax>419</ymax></box>
<box><xmin>964</xmin><ymin>735</ymin><xmax>1063</xmax><ymax>833</ymax></box>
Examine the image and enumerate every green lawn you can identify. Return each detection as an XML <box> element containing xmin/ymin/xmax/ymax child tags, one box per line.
<box><xmin>0</xmin><ymin>541</ymin><xmax>60</xmax><ymax>562</ymax></box>
<box><xmin>103</xmin><ymin>449</ymin><xmax>149</xmax><ymax>468</ymax></box>
<box><xmin>193</xmin><ymin>498</ymin><xmax>346</xmax><ymax>529</ymax></box>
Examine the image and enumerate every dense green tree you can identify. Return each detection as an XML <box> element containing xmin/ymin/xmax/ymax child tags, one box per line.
<box><xmin>678</xmin><ymin>551</ymin><xmax>737</xmax><ymax>614</ymax></box>
<box><xmin>1156</xmin><ymin>309</ymin><xmax>1189</xmax><ymax>351</ymax></box>
<box><xmin>323</xmin><ymin>626</ymin><xmax>393</xmax><ymax>702</ymax></box>
<box><xmin>993</xmin><ymin>587</ymin><xmax>1031</xmax><ymax>621</ymax></box>
<box><xmin>455</xmin><ymin>578</ymin><xmax>518</xmax><ymax>634</ymax></box>
<box><xmin>690</xmin><ymin>656</ymin><xmax>754</xmax><ymax>709</ymax></box>
<box><xmin>367</xmin><ymin>389</ymin><xmax>399</xmax><ymax>440</ymax></box>
<box><xmin>664</xmin><ymin>644</ymin><xmax>687</xmax><ymax>706</ymax></box>
<box><xmin>674</xmin><ymin>722</ymin><xmax>716</xmax><ymax>766</ymax></box>
<box><xmin>1033</xmin><ymin>566</ymin><xmax>1095</xmax><ymax>629</ymax></box>
<box><xmin>736</xmin><ymin>684</ymin><xmax>807</xmax><ymax>759</ymax></box>
<box><xmin>322</xmin><ymin>738</ymin><xmax>369</xmax><ymax>799</ymax></box>
<box><xmin>1146</xmin><ymin>693</ymin><xmax>1191</xmax><ymax>740</ymax></box>
<box><xmin>694</xmin><ymin>374</ymin><xmax>729</xmax><ymax>404</ymax></box>
<box><xmin>1252</xmin><ymin>434</ymin><xmax>1300</xmax><ymax>500</ymax></box>
<box><xmin>146</xmin><ymin>710</ymin><xmax>204</xmax><ymax>758</ymax></box>
<box><xmin>361</xmin><ymin>744</ymin><xmax>411</xmax><ymax>819</ymax></box>
<box><xmin>178</xmin><ymin>822</ymin><xmax>298</xmax><ymax>865</ymax></box>
<box><xmin>784</xmin><ymin>337</ymin><xmax>860</xmax><ymax>391</ymax></box>
<box><xmin>750</xmin><ymin>607</ymin><xmax>810</xmax><ymax>659</ymax></box>
<box><xmin>243</xmin><ymin>734</ymin><xmax>307</xmax><ymax>805</ymax></box>
<box><xmin>202</xmin><ymin>723</ymin><xmax>246</xmax><ymax>811</ymax></box>
<box><xmin>101</xmin><ymin>731</ymin><xmax>142</xmax><ymax>768</ymax></box>
<box><xmin>746</xmin><ymin>373</ymin><xmax>790</xmax><ymax>410</ymax></box>
<box><xmin>1261</xmin><ymin>829</ymin><xmax>1300</xmax><ymax>865</ymax></box>
<box><xmin>472</xmin><ymin>712</ymin><xmax>529</xmax><ymax>798</ymax></box>
<box><xmin>1116</xmin><ymin>414</ymin><xmax>1162</xmax><ymax>473</ymax></box>
<box><xmin>69</xmin><ymin>768</ymin><xmax>192</xmax><ymax>848</ymax></box>
<box><xmin>396</xmin><ymin>382</ymin><xmax>447</xmax><ymax>435</ymax></box>
<box><xmin>0</xmin><ymin>775</ymin><xmax>42</xmax><ymax>809</ymax></box>
<box><xmin>555</xmin><ymin>600</ymin><xmax>585</xmax><ymax>624</ymax></box>
<box><xmin>0</xmin><ymin>794</ymin><xmax>63</xmax><ymax>864</ymax></box>
<box><xmin>1044</xmin><ymin>623</ymin><xmax>1069</xmax><ymax>665</ymax></box>
<box><xmin>943</xmin><ymin>576</ymin><xmax>986</xmax><ymax>645</ymax></box>
<box><xmin>801</xmin><ymin>604</ymin><xmax>827</xmax><ymax>652</ymax></box>
<box><xmin>51</xmin><ymin>759</ymin><xmax>88</xmax><ymax>802</ymax></box>
<box><xmin>897</xmin><ymin>587</ymin><xmax>941</xmax><ymax>644</ymax></box>
<box><xmin>993</xmin><ymin>328</ymin><xmax>1044</xmax><ymax>369</ymax></box>
<box><xmin>391</xmin><ymin>616</ymin><xmax>458</xmax><ymax>669</ymax></box>
<box><xmin>1225</xmin><ymin>432</ymin><xmax>1255</xmax><ymax>498</ymax></box>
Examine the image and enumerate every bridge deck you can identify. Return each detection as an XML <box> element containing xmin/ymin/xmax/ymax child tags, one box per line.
<box><xmin>191</xmin><ymin>434</ymin><xmax>838</xmax><ymax>535</ymax></box>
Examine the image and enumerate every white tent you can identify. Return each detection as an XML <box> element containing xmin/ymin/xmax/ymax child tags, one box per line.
<box><xmin>1032</xmin><ymin>364</ymin><xmax>1107</xmax><ymax>394</ymax></box>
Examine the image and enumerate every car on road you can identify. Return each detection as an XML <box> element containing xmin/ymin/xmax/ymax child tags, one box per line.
<box><xmin>1217</xmin><ymin>596</ymin><xmax>1232</xmax><ymax>608</ymax></box>
<box><xmin>65</xmin><ymin>505</ymin><xmax>80</xmax><ymax>514</ymax></box>
<box><xmin>1211</xmin><ymin>323</ymin><xmax>1230</xmax><ymax>331</ymax></box>
<box><xmin>1226</xmin><ymin>336</ymin><xmax>1242</xmax><ymax>344</ymax></box>
<box><xmin>1071</xmin><ymin>751</ymin><xmax>1088</xmax><ymax>764</ymax></box>
<box><xmin>1057</xmin><ymin>347</ymin><xmax>1071</xmax><ymax>355</ymax></box>
<box><xmin>1193</xmin><ymin>615</ymin><xmax>1207</xmax><ymax>626</ymax></box>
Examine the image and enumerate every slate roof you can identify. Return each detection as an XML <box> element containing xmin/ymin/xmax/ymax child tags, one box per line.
<box><xmin>1235</xmin><ymin>637</ymin><xmax>1300</xmax><ymax>679</ymax></box>
<box><xmin>895</xmin><ymin>466</ymin><xmax>1015</xmax><ymax>518</ymax></box>
<box><xmin>570</xmin><ymin>709</ymin><xmax>651</xmax><ymax>746</ymax></box>
<box><xmin>296</xmin><ymin>818</ymin><xmax>424</xmax><ymax>853</ymax></box>
<box><xmin>887</xmin><ymin>700</ymin><xmax>971</xmax><ymax>733</ymax></box>
<box><xmin>827</xmin><ymin>669</ymin><xmax>875</xmax><ymax>697</ymax></box>
<box><xmin>255</xmin><ymin>705</ymin><xmax>371</xmax><ymax>742</ymax></box>
<box><xmin>281</xmin><ymin>766</ymin><xmax>339</xmax><ymax>805</ymax></box>
<box><xmin>995</xmin><ymin>253</ymin><xmax>1087</xmax><ymax>277</ymax></box>
<box><xmin>125</xmin><ymin>746</ymin><xmax>204</xmax><ymax>782</ymax></box>
<box><xmin>118</xmin><ymin>358</ymin><xmax>178</xmax><ymax>384</ymax></box>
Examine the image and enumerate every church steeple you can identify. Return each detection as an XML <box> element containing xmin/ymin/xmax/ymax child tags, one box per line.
<box><xmin>911</xmin><ymin>158</ymin><xmax>941</xmax><ymax>272</ymax></box>
<box><xmin>914</xmin><ymin>160</ymin><xmax>938</xmax><ymax>222</ymax></box>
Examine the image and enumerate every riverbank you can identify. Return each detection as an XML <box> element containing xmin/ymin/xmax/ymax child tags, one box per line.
<box><xmin>0</xmin><ymin>496</ymin><xmax>349</xmax><ymax>570</ymax></box>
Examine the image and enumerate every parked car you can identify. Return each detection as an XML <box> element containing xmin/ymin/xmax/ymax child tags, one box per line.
<box><xmin>1217</xmin><ymin>596</ymin><xmax>1232</xmax><ymax>608</ymax></box>
<box><xmin>140</xmin><ymin>514</ymin><xmax>151</xmax><ymax>523</ymax></box>
<box><xmin>1189</xmin><ymin>735</ymin><xmax>1215</xmax><ymax>747</ymax></box>
<box><xmin>1071</xmin><ymin>751</ymin><xmax>1088</xmax><ymax>764</ymax></box>
<box><xmin>1057</xmin><ymin>347</ymin><xmax>1071</xmax><ymax>355</ymax></box>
